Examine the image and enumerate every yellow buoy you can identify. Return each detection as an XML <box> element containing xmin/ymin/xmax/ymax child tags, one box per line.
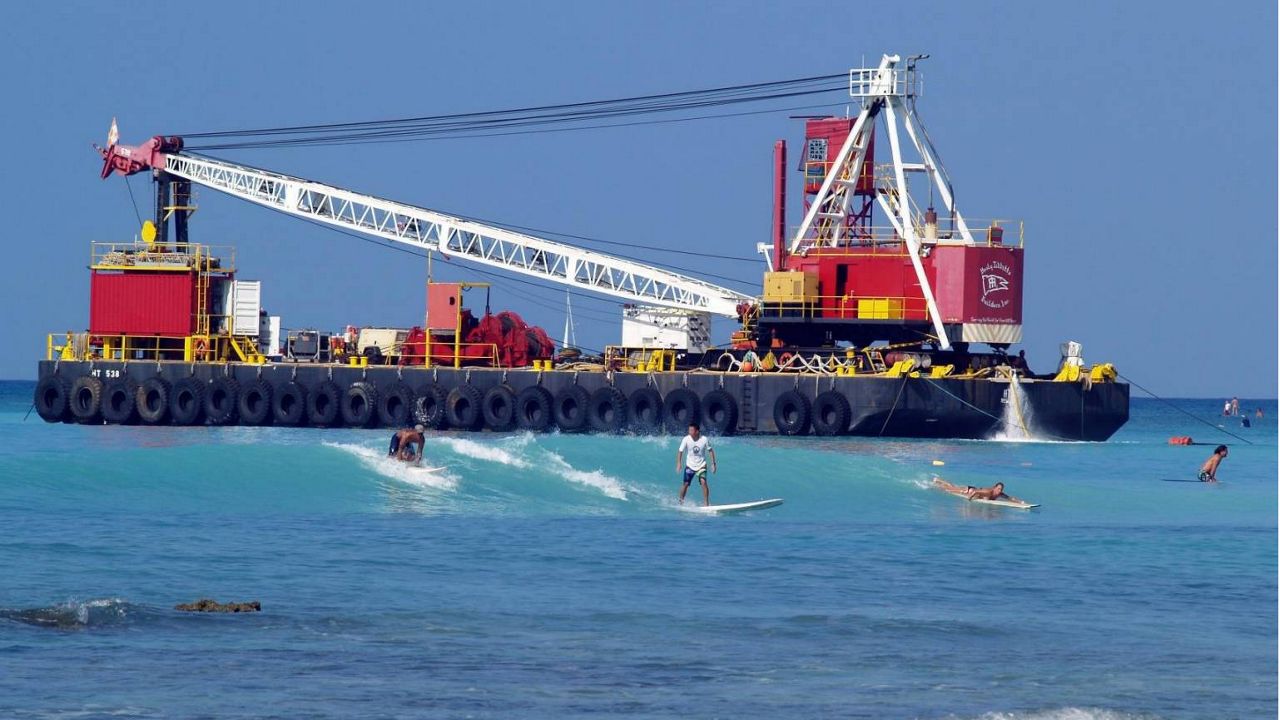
<box><xmin>141</xmin><ymin>220</ymin><xmax>157</xmax><ymax>246</ymax></box>
<box><xmin>931</xmin><ymin>460</ymin><xmax>945</xmax><ymax>467</ymax></box>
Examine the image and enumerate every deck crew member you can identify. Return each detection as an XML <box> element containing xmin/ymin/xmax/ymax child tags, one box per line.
<box><xmin>389</xmin><ymin>425</ymin><xmax>426</xmax><ymax>463</ymax></box>
<box><xmin>676</xmin><ymin>422</ymin><xmax>717</xmax><ymax>506</ymax></box>
<box><xmin>1198</xmin><ymin>445</ymin><xmax>1228</xmax><ymax>482</ymax></box>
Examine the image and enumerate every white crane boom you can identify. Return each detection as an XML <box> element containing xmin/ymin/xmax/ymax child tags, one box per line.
<box><xmin>158</xmin><ymin>153</ymin><xmax>754</xmax><ymax>317</ymax></box>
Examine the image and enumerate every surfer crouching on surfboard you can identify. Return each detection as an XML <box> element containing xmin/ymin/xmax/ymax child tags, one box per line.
<box><xmin>676</xmin><ymin>422</ymin><xmax>716</xmax><ymax>506</ymax></box>
<box><xmin>1198</xmin><ymin>445</ymin><xmax>1228</xmax><ymax>482</ymax></box>
<box><xmin>388</xmin><ymin>425</ymin><xmax>426</xmax><ymax>464</ymax></box>
<box><xmin>933</xmin><ymin>478</ymin><xmax>1024</xmax><ymax>504</ymax></box>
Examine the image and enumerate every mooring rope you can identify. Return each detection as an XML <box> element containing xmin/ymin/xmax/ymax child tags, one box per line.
<box><xmin>1118</xmin><ymin>373</ymin><xmax>1253</xmax><ymax>445</ymax></box>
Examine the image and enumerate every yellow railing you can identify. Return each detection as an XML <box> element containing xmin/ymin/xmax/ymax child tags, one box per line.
<box><xmin>757</xmin><ymin>294</ymin><xmax>932</xmax><ymax>322</ymax></box>
<box><xmin>90</xmin><ymin>241</ymin><xmax>236</xmax><ymax>272</ymax></box>
<box><xmin>604</xmin><ymin>346</ymin><xmax>678</xmax><ymax>372</ymax></box>
<box><xmin>46</xmin><ymin>332</ymin><xmax>266</xmax><ymax>364</ymax></box>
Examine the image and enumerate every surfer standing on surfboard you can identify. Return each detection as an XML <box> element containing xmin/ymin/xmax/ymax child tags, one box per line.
<box><xmin>676</xmin><ymin>422</ymin><xmax>717</xmax><ymax>506</ymax></box>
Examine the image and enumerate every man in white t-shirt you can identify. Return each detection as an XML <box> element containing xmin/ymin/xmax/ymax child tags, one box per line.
<box><xmin>676</xmin><ymin>422</ymin><xmax>717</xmax><ymax>506</ymax></box>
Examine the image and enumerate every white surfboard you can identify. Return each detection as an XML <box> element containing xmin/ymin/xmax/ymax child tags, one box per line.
<box><xmin>408</xmin><ymin>465</ymin><xmax>447</xmax><ymax>474</ymax></box>
<box><xmin>682</xmin><ymin>498</ymin><xmax>784</xmax><ymax>515</ymax></box>
<box><xmin>967</xmin><ymin>497</ymin><xmax>1039</xmax><ymax>510</ymax></box>
<box><xmin>932</xmin><ymin>479</ymin><xmax>1038</xmax><ymax>509</ymax></box>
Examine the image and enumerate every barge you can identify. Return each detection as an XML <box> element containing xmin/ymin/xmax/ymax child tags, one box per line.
<box><xmin>34</xmin><ymin>54</ymin><xmax>1129</xmax><ymax>440</ymax></box>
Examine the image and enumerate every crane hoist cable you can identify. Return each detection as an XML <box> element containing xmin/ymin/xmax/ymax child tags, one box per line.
<box><xmin>177</xmin><ymin>72</ymin><xmax>846</xmax><ymax>140</ymax></box>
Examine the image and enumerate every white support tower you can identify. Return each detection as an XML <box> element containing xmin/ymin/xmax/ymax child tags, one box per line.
<box><xmin>789</xmin><ymin>54</ymin><xmax>973</xmax><ymax>351</ymax></box>
<box><xmin>160</xmin><ymin>153</ymin><xmax>755</xmax><ymax>318</ymax></box>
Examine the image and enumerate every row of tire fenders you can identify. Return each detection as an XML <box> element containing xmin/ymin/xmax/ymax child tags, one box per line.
<box><xmin>33</xmin><ymin>374</ymin><xmax>853</xmax><ymax>436</ymax></box>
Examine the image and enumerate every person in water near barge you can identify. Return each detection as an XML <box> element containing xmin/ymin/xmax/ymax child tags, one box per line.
<box><xmin>388</xmin><ymin>425</ymin><xmax>426</xmax><ymax>463</ymax></box>
<box><xmin>932</xmin><ymin>478</ymin><xmax>1025</xmax><ymax>503</ymax></box>
<box><xmin>1198</xmin><ymin>445</ymin><xmax>1228</xmax><ymax>482</ymax></box>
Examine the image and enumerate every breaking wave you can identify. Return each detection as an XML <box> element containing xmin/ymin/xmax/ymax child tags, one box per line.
<box><xmin>0</xmin><ymin>598</ymin><xmax>139</xmax><ymax>629</ymax></box>
<box><xmin>324</xmin><ymin>442</ymin><xmax>459</xmax><ymax>491</ymax></box>
<box><xmin>947</xmin><ymin>709</ymin><xmax>1159</xmax><ymax>720</ymax></box>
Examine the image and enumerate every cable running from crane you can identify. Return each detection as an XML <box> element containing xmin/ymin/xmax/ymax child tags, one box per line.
<box><xmin>180</xmin><ymin>77</ymin><xmax>848</xmax><ymax>150</ymax></box>
<box><xmin>177</xmin><ymin>72</ymin><xmax>844</xmax><ymax>140</ymax></box>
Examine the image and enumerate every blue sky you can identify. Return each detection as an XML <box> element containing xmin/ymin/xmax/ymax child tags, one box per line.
<box><xmin>3</xmin><ymin>1</ymin><xmax>1275</xmax><ymax>397</ymax></box>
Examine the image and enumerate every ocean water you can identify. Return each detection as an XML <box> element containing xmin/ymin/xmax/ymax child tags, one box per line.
<box><xmin>0</xmin><ymin>380</ymin><xmax>1274</xmax><ymax>719</ymax></box>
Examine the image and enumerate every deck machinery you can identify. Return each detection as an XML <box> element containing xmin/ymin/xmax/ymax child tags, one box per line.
<box><xmin>34</xmin><ymin>54</ymin><xmax>1128</xmax><ymax>440</ymax></box>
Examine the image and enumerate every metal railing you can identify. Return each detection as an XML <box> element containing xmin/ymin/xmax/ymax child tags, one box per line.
<box><xmin>604</xmin><ymin>346</ymin><xmax>678</xmax><ymax>373</ymax></box>
<box><xmin>90</xmin><ymin>241</ymin><xmax>236</xmax><ymax>272</ymax></box>
<box><xmin>791</xmin><ymin>218</ymin><xmax>1023</xmax><ymax>250</ymax></box>
<box><xmin>756</xmin><ymin>294</ymin><xmax>932</xmax><ymax>321</ymax></box>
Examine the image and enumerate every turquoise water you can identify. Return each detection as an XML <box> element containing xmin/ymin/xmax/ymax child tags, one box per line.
<box><xmin>1</xmin><ymin>380</ymin><xmax>1274</xmax><ymax>719</ymax></box>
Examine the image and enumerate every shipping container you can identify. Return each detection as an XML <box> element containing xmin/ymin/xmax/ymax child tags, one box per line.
<box><xmin>89</xmin><ymin>270</ymin><xmax>198</xmax><ymax>336</ymax></box>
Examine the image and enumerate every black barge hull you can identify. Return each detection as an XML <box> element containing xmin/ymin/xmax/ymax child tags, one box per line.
<box><xmin>33</xmin><ymin>361</ymin><xmax>1129</xmax><ymax>441</ymax></box>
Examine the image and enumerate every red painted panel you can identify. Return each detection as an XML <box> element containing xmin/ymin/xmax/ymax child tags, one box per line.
<box><xmin>90</xmin><ymin>271</ymin><xmax>197</xmax><ymax>336</ymax></box>
<box><xmin>427</xmin><ymin>283</ymin><xmax>463</xmax><ymax>331</ymax></box>
<box><xmin>803</xmin><ymin>118</ymin><xmax>875</xmax><ymax>195</ymax></box>
<box><xmin>928</xmin><ymin>246</ymin><xmax>1024</xmax><ymax>324</ymax></box>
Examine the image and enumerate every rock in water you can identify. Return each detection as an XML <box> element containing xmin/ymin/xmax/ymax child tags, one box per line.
<box><xmin>175</xmin><ymin>598</ymin><xmax>261</xmax><ymax>613</ymax></box>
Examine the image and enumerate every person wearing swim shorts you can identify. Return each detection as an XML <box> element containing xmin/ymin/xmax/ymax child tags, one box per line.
<box><xmin>1198</xmin><ymin>445</ymin><xmax>1227</xmax><ymax>482</ymax></box>
<box><xmin>389</xmin><ymin>424</ymin><xmax>426</xmax><ymax>463</ymax></box>
<box><xmin>676</xmin><ymin>422</ymin><xmax>717</xmax><ymax>506</ymax></box>
<box><xmin>932</xmin><ymin>478</ymin><xmax>1025</xmax><ymax>503</ymax></box>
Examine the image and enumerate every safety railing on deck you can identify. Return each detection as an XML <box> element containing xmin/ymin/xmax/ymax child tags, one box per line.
<box><xmin>90</xmin><ymin>242</ymin><xmax>236</xmax><ymax>272</ymax></box>
<box><xmin>756</xmin><ymin>295</ymin><xmax>932</xmax><ymax>322</ymax></box>
<box><xmin>603</xmin><ymin>346</ymin><xmax>678</xmax><ymax>373</ymax></box>
<box><xmin>791</xmin><ymin>218</ymin><xmax>1023</xmax><ymax>250</ymax></box>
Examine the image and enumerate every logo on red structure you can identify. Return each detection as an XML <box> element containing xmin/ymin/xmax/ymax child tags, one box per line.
<box><xmin>979</xmin><ymin>261</ymin><xmax>1012</xmax><ymax>310</ymax></box>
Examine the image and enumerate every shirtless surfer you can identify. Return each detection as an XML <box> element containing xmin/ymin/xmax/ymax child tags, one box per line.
<box><xmin>388</xmin><ymin>424</ymin><xmax>426</xmax><ymax>464</ymax></box>
<box><xmin>932</xmin><ymin>477</ymin><xmax>1025</xmax><ymax>504</ymax></box>
<box><xmin>1198</xmin><ymin>445</ymin><xmax>1227</xmax><ymax>482</ymax></box>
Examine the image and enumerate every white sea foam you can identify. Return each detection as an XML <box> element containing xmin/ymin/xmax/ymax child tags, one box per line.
<box><xmin>543</xmin><ymin>451</ymin><xmax>629</xmax><ymax>500</ymax></box>
<box><xmin>430</xmin><ymin>436</ymin><xmax>531</xmax><ymax>469</ymax></box>
<box><xmin>956</xmin><ymin>709</ymin><xmax>1154</xmax><ymax>720</ymax></box>
<box><xmin>325</xmin><ymin>442</ymin><xmax>458</xmax><ymax>491</ymax></box>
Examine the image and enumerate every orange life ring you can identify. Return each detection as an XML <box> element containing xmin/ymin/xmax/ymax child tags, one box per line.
<box><xmin>193</xmin><ymin>337</ymin><xmax>209</xmax><ymax>360</ymax></box>
<box><xmin>778</xmin><ymin>352</ymin><xmax>794</xmax><ymax>368</ymax></box>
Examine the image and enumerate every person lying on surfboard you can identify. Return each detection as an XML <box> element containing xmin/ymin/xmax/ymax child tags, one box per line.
<box><xmin>388</xmin><ymin>425</ymin><xmax>426</xmax><ymax>464</ymax></box>
<box><xmin>932</xmin><ymin>478</ymin><xmax>1024</xmax><ymax>504</ymax></box>
<box><xmin>676</xmin><ymin>422</ymin><xmax>717</xmax><ymax>506</ymax></box>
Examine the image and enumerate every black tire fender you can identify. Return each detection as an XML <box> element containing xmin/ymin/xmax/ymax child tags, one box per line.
<box><xmin>587</xmin><ymin>386</ymin><xmax>627</xmax><ymax>434</ymax></box>
<box><xmin>68</xmin><ymin>376</ymin><xmax>104</xmax><ymax>424</ymax></box>
<box><xmin>100</xmin><ymin>378</ymin><xmax>139</xmax><ymax>425</ymax></box>
<box><xmin>413</xmin><ymin>385</ymin><xmax>449</xmax><ymax>429</ymax></box>
<box><xmin>553</xmin><ymin>386</ymin><xmax>591</xmax><ymax>432</ymax></box>
<box><xmin>514</xmin><ymin>385</ymin><xmax>553</xmax><ymax>432</ymax></box>
<box><xmin>33</xmin><ymin>376</ymin><xmax>70</xmax><ymax>423</ymax></box>
<box><xmin>307</xmin><ymin>381</ymin><xmax>342</xmax><ymax>426</ymax></box>
<box><xmin>205</xmin><ymin>377</ymin><xmax>240</xmax><ymax>425</ymax></box>
<box><xmin>238</xmin><ymin>378</ymin><xmax>274</xmax><ymax>426</ymax></box>
<box><xmin>662</xmin><ymin>387</ymin><xmax>701</xmax><ymax>434</ymax></box>
<box><xmin>482</xmin><ymin>385</ymin><xmax>518</xmax><ymax>432</ymax></box>
<box><xmin>701</xmin><ymin>389</ymin><xmax>738</xmax><ymax>436</ymax></box>
<box><xmin>812</xmin><ymin>390</ymin><xmax>851</xmax><ymax>436</ymax></box>
<box><xmin>773</xmin><ymin>389</ymin><xmax>811</xmax><ymax>436</ymax></box>
<box><xmin>272</xmin><ymin>381</ymin><xmax>307</xmax><ymax>426</ymax></box>
<box><xmin>142</xmin><ymin>376</ymin><xmax>177</xmax><ymax>425</ymax></box>
<box><xmin>377</xmin><ymin>383</ymin><xmax>415</xmax><ymax>428</ymax></box>
<box><xmin>446</xmin><ymin>384</ymin><xmax>484</xmax><ymax>430</ymax></box>
<box><xmin>341</xmin><ymin>381</ymin><xmax>380</xmax><ymax>428</ymax></box>
<box><xmin>170</xmin><ymin>379</ymin><xmax>207</xmax><ymax>422</ymax></box>
<box><xmin>627</xmin><ymin>387</ymin><xmax>663</xmax><ymax>434</ymax></box>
